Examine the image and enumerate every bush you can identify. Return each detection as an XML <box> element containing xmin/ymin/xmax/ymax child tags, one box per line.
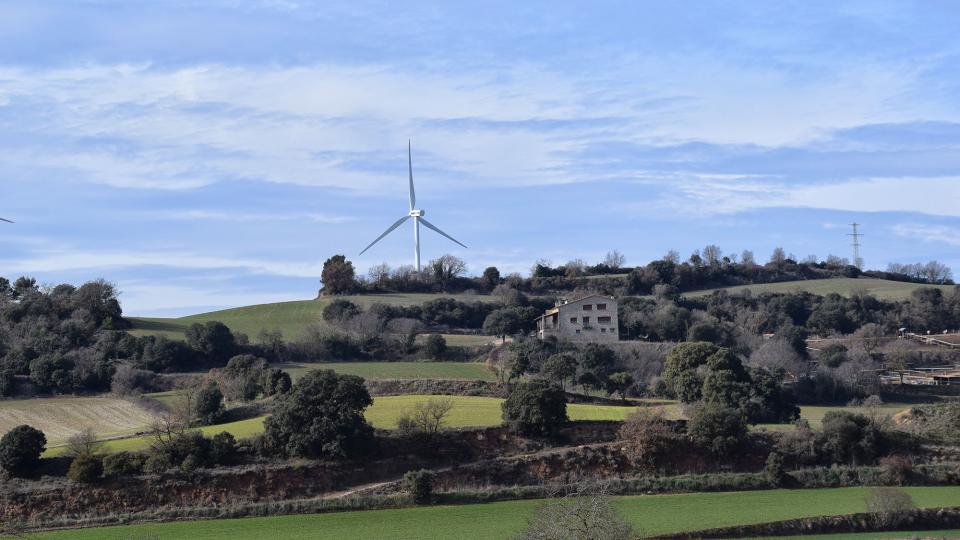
<box><xmin>423</xmin><ymin>334</ymin><xmax>447</xmax><ymax>360</ymax></box>
<box><xmin>263</xmin><ymin>369</ymin><xmax>374</xmax><ymax>459</ymax></box>
<box><xmin>865</xmin><ymin>487</ymin><xmax>915</xmax><ymax>527</ymax></box>
<box><xmin>880</xmin><ymin>455</ymin><xmax>912</xmax><ymax>485</ymax></box>
<box><xmin>765</xmin><ymin>451</ymin><xmax>786</xmax><ymax>486</ymax></box>
<box><xmin>322</xmin><ymin>299</ymin><xmax>359</xmax><ymax>322</ymax></box>
<box><xmin>102</xmin><ymin>451</ymin><xmax>146</xmax><ymax>477</ymax></box>
<box><xmin>0</xmin><ymin>424</ymin><xmax>46</xmax><ymax>477</ymax></box>
<box><xmin>210</xmin><ymin>431</ymin><xmax>238</xmax><ymax>465</ymax></box>
<box><xmin>396</xmin><ymin>398</ymin><xmax>455</xmax><ymax>437</ymax></box>
<box><xmin>194</xmin><ymin>380</ymin><xmax>225</xmax><ymax>425</ymax></box>
<box><xmin>821</xmin><ymin>411</ymin><xmax>883</xmax><ymax>466</ymax></box>
<box><xmin>403</xmin><ymin>469</ymin><xmax>435</xmax><ymax>504</ymax></box>
<box><xmin>67</xmin><ymin>453</ymin><xmax>103</xmax><ymax>483</ymax></box>
<box><xmin>150</xmin><ymin>431</ymin><xmax>213</xmax><ymax>471</ymax></box>
<box><xmin>262</xmin><ymin>368</ymin><xmax>292</xmax><ymax>396</ymax></box>
<box><xmin>501</xmin><ymin>380</ymin><xmax>567</xmax><ymax>436</ymax></box>
<box><xmin>618</xmin><ymin>408</ymin><xmax>681</xmax><ymax>471</ymax></box>
<box><xmin>686</xmin><ymin>404</ymin><xmax>747</xmax><ymax>458</ymax></box>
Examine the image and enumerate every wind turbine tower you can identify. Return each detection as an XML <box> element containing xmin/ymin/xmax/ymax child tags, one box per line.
<box><xmin>359</xmin><ymin>141</ymin><xmax>466</xmax><ymax>272</ymax></box>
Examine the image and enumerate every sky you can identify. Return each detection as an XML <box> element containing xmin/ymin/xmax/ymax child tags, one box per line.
<box><xmin>0</xmin><ymin>1</ymin><xmax>958</xmax><ymax>317</ymax></box>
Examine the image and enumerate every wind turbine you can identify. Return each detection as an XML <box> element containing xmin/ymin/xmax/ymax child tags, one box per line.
<box><xmin>359</xmin><ymin>141</ymin><xmax>466</xmax><ymax>272</ymax></box>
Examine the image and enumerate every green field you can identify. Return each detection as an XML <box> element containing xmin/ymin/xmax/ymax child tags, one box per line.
<box><xmin>277</xmin><ymin>361</ymin><xmax>497</xmax><ymax>381</ymax></box>
<box><xmin>676</xmin><ymin>277</ymin><xmax>955</xmax><ymax>302</ymax></box>
<box><xmin>129</xmin><ymin>293</ymin><xmax>497</xmax><ymax>342</ymax></box>
<box><xmin>756</xmin><ymin>403</ymin><xmax>914</xmax><ymax>431</ymax></box>
<box><xmin>43</xmin><ymin>395</ymin><xmax>649</xmax><ymax>456</ymax></box>
<box><xmin>27</xmin><ymin>486</ymin><xmax>960</xmax><ymax>539</ymax></box>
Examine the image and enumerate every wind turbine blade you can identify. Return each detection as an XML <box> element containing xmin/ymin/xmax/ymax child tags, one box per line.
<box><xmin>419</xmin><ymin>217</ymin><xmax>467</xmax><ymax>249</ymax></box>
<box><xmin>359</xmin><ymin>215</ymin><xmax>410</xmax><ymax>255</ymax></box>
<box><xmin>408</xmin><ymin>140</ymin><xmax>416</xmax><ymax>211</ymax></box>
<box><xmin>0</xmin><ymin>218</ymin><xmax>12</xmax><ymax>223</ymax></box>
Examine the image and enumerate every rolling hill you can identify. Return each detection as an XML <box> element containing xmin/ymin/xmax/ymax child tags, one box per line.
<box><xmin>128</xmin><ymin>278</ymin><xmax>952</xmax><ymax>342</ymax></box>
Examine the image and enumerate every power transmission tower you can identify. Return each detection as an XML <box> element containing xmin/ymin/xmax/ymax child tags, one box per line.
<box><xmin>848</xmin><ymin>223</ymin><xmax>863</xmax><ymax>269</ymax></box>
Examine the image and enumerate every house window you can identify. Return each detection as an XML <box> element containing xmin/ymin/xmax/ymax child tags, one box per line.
<box><xmin>598</xmin><ymin>316</ymin><xmax>611</xmax><ymax>324</ymax></box>
<box><xmin>583</xmin><ymin>304</ymin><xmax>593</xmax><ymax>311</ymax></box>
<box><xmin>582</xmin><ymin>316</ymin><xmax>590</xmax><ymax>324</ymax></box>
<box><xmin>575</xmin><ymin>329</ymin><xmax>581</xmax><ymax>334</ymax></box>
<box><xmin>601</xmin><ymin>328</ymin><xmax>606</xmax><ymax>333</ymax></box>
<box><xmin>570</xmin><ymin>317</ymin><xmax>577</xmax><ymax>323</ymax></box>
<box><xmin>597</xmin><ymin>304</ymin><xmax>607</xmax><ymax>310</ymax></box>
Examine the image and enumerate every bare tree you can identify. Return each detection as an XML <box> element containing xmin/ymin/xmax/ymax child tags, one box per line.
<box><xmin>65</xmin><ymin>427</ymin><xmax>103</xmax><ymax>458</ymax></box>
<box><xmin>770</xmin><ymin>247</ymin><xmax>787</xmax><ymax>265</ymax></box>
<box><xmin>702</xmin><ymin>245</ymin><xmax>722</xmax><ymax>266</ymax></box>
<box><xmin>397</xmin><ymin>397</ymin><xmax>455</xmax><ymax>436</ymax></box>
<box><xmin>367</xmin><ymin>262</ymin><xmax>392</xmax><ymax>285</ymax></box>
<box><xmin>866</xmin><ymin>487</ymin><xmax>915</xmax><ymax>527</ymax></box>
<box><xmin>518</xmin><ymin>482</ymin><xmax>634</xmax><ymax>540</ymax></box>
<box><xmin>740</xmin><ymin>249</ymin><xmax>756</xmax><ymax>267</ymax></box>
<box><xmin>564</xmin><ymin>258</ymin><xmax>586</xmax><ymax>278</ymax></box>
<box><xmin>430</xmin><ymin>254</ymin><xmax>467</xmax><ymax>290</ymax></box>
<box><xmin>663</xmin><ymin>250</ymin><xmax>680</xmax><ymax>264</ymax></box>
<box><xmin>603</xmin><ymin>250</ymin><xmax>626</xmax><ymax>270</ymax></box>
<box><xmin>853</xmin><ymin>323</ymin><xmax>886</xmax><ymax>357</ymax></box>
<box><xmin>748</xmin><ymin>339</ymin><xmax>807</xmax><ymax>378</ymax></box>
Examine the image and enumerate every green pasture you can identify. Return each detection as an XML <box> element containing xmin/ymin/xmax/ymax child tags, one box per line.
<box><xmin>755</xmin><ymin>402</ymin><xmax>913</xmax><ymax>431</ymax></box>
<box><xmin>277</xmin><ymin>361</ymin><xmax>496</xmax><ymax>381</ymax></box>
<box><xmin>128</xmin><ymin>293</ymin><xmax>497</xmax><ymax>342</ymax></box>
<box><xmin>43</xmin><ymin>395</ymin><xmax>649</xmax><ymax>456</ymax></box>
<box><xmin>676</xmin><ymin>277</ymin><xmax>954</xmax><ymax>302</ymax></box>
<box><xmin>27</xmin><ymin>486</ymin><xmax>960</xmax><ymax>539</ymax></box>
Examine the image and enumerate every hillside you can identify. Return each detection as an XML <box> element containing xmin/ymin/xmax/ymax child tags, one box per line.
<box><xmin>129</xmin><ymin>278</ymin><xmax>951</xmax><ymax>342</ymax></box>
<box><xmin>677</xmin><ymin>277</ymin><xmax>954</xmax><ymax>301</ymax></box>
<box><xmin>129</xmin><ymin>292</ymin><xmax>495</xmax><ymax>342</ymax></box>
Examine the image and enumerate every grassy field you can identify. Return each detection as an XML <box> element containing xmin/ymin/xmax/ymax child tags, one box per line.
<box><xmin>0</xmin><ymin>396</ymin><xmax>159</xmax><ymax>447</ymax></box>
<box><xmin>128</xmin><ymin>293</ymin><xmax>497</xmax><ymax>342</ymax></box>
<box><xmin>675</xmin><ymin>277</ymin><xmax>955</xmax><ymax>302</ymax></box>
<box><xmin>277</xmin><ymin>361</ymin><xmax>497</xmax><ymax>381</ymax></box>
<box><xmin>756</xmin><ymin>403</ymin><xmax>914</xmax><ymax>431</ymax></box>
<box><xmin>43</xmin><ymin>395</ymin><xmax>652</xmax><ymax>456</ymax></box>
<box><xmin>27</xmin><ymin>486</ymin><xmax>960</xmax><ymax>539</ymax></box>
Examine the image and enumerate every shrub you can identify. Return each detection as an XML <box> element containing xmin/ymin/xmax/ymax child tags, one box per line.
<box><xmin>102</xmin><ymin>451</ymin><xmax>146</xmax><ymax>477</ymax></box>
<box><xmin>262</xmin><ymin>368</ymin><xmax>292</xmax><ymax>396</ymax></box>
<box><xmin>64</xmin><ymin>427</ymin><xmax>103</xmax><ymax>459</ymax></box>
<box><xmin>423</xmin><ymin>334</ymin><xmax>447</xmax><ymax>360</ymax></box>
<box><xmin>618</xmin><ymin>409</ymin><xmax>681</xmax><ymax>471</ymax></box>
<box><xmin>396</xmin><ymin>398</ymin><xmax>455</xmax><ymax>437</ymax></box>
<box><xmin>263</xmin><ymin>369</ymin><xmax>374</xmax><ymax>459</ymax></box>
<box><xmin>501</xmin><ymin>380</ymin><xmax>567</xmax><ymax>436</ymax></box>
<box><xmin>67</xmin><ymin>453</ymin><xmax>103</xmax><ymax>483</ymax></box>
<box><xmin>518</xmin><ymin>483</ymin><xmax>633</xmax><ymax>540</ymax></box>
<box><xmin>764</xmin><ymin>451</ymin><xmax>786</xmax><ymax>487</ymax></box>
<box><xmin>150</xmin><ymin>431</ymin><xmax>213</xmax><ymax>471</ymax></box>
<box><xmin>880</xmin><ymin>455</ymin><xmax>912</xmax><ymax>485</ymax></box>
<box><xmin>865</xmin><ymin>487</ymin><xmax>915</xmax><ymax>527</ymax></box>
<box><xmin>686</xmin><ymin>404</ymin><xmax>747</xmax><ymax>458</ymax></box>
<box><xmin>403</xmin><ymin>469</ymin><xmax>435</xmax><ymax>504</ymax></box>
<box><xmin>0</xmin><ymin>425</ymin><xmax>46</xmax><ymax>477</ymax></box>
<box><xmin>322</xmin><ymin>299</ymin><xmax>360</xmax><ymax>322</ymax></box>
<box><xmin>821</xmin><ymin>411</ymin><xmax>883</xmax><ymax>466</ymax></box>
<box><xmin>210</xmin><ymin>431</ymin><xmax>238</xmax><ymax>465</ymax></box>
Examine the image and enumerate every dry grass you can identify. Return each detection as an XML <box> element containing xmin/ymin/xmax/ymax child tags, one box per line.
<box><xmin>0</xmin><ymin>396</ymin><xmax>160</xmax><ymax>446</ymax></box>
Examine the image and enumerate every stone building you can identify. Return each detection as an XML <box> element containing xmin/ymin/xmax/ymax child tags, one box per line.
<box><xmin>536</xmin><ymin>294</ymin><xmax>619</xmax><ymax>342</ymax></box>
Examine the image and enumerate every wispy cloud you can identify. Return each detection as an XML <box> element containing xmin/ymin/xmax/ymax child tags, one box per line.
<box><xmin>890</xmin><ymin>223</ymin><xmax>960</xmax><ymax>247</ymax></box>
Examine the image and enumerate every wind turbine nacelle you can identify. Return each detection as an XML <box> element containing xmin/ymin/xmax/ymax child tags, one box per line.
<box><xmin>409</xmin><ymin>209</ymin><xmax>425</xmax><ymax>217</ymax></box>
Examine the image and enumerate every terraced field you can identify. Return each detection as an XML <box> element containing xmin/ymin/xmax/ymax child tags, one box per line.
<box><xmin>0</xmin><ymin>396</ymin><xmax>159</xmax><ymax>447</ymax></box>
<box><xmin>676</xmin><ymin>277</ymin><xmax>954</xmax><ymax>301</ymax></box>
<box><xmin>44</xmin><ymin>395</ymin><xmax>659</xmax><ymax>456</ymax></box>
<box><xmin>27</xmin><ymin>486</ymin><xmax>960</xmax><ymax>539</ymax></box>
<box><xmin>129</xmin><ymin>293</ymin><xmax>497</xmax><ymax>342</ymax></box>
<box><xmin>755</xmin><ymin>402</ymin><xmax>914</xmax><ymax>431</ymax></box>
<box><xmin>277</xmin><ymin>361</ymin><xmax>496</xmax><ymax>381</ymax></box>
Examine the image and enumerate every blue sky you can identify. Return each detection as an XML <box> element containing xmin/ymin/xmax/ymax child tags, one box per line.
<box><xmin>0</xmin><ymin>1</ymin><xmax>958</xmax><ymax>316</ymax></box>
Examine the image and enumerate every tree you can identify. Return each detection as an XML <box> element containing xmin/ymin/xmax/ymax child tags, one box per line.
<box><xmin>853</xmin><ymin>323</ymin><xmax>885</xmax><ymax>357</ymax></box>
<box><xmin>322</xmin><ymin>299</ymin><xmax>360</xmax><ymax>322</ymax></box>
<box><xmin>603</xmin><ymin>250</ymin><xmax>626</xmax><ymax>270</ymax></box>
<box><xmin>619</xmin><ymin>408</ymin><xmax>681</xmax><ymax>471</ymax></box>
<box><xmin>765</xmin><ymin>451</ymin><xmax>786</xmax><ymax>487</ymax></box>
<box><xmin>518</xmin><ymin>482</ymin><xmax>633</xmax><ymax>540</ymax></box>
<box><xmin>367</xmin><ymin>262</ymin><xmax>391</xmax><ymax>285</ymax></box>
<box><xmin>576</xmin><ymin>343</ymin><xmax>616</xmax><ymax>392</ymax></box>
<box><xmin>606</xmin><ymin>372</ymin><xmax>634</xmax><ymax>400</ymax></box>
<box><xmin>397</xmin><ymin>397</ymin><xmax>455</xmax><ymax>436</ymax></box>
<box><xmin>741</xmin><ymin>250</ymin><xmax>756</xmax><ymax>267</ymax></box>
<box><xmin>185</xmin><ymin>321</ymin><xmax>236</xmax><ymax>365</ymax></box>
<box><xmin>819</xmin><ymin>343</ymin><xmax>848</xmax><ymax>368</ymax></box>
<box><xmin>770</xmin><ymin>247</ymin><xmax>787</xmax><ymax>266</ymax></box>
<box><xmin>483</xmin><ymin>308</ymin><xmax>523</xmax><ymax>341</ymax></box>
<box><xmin>263</xmin><ymin>370</ymin><xmax>373</xmax><ymax>459</ymax></box>
<box><xmin>501</xmin><ymin>380</ymin><xmax>568</xmax><ymax>436</ymax></box>
<box><xmin>686</xmin><ymin>404</ymin><xmax>747</xmax><ymax>457</ymax></box>
<box><xmin>194</xmin><ymin>380</ymin><xmax>225</xmax><ymax>425</ymax></box>
<box><xmin>320</xmin><ymin>254</ymin><xmax>356</xmax><ymax>295</ymax></box>
<box><xmin>403</xmin><ymin>469</ymin><xmax>436</xmax><ymax>505</ymax></box>
<box><xmin>423</xmin><ymin>334</ymin><xmax>447</xmax><ymax>360</ymax></box>
<box><xmin>821</xmin><ymin>411</ymin><xmax>882</xmax><ymax>466</ymax></box>
<box><xmin>65</xmin><ymin>427</ymin><xmax>103</xmax><ymax>459</ymax></box>
<box><xmin>542</xmin><ymin>353</ymin><xmax>578</xmax><ymax>390</ymax></box>
<box><xmin>701</xmin><ymin>348</ymin><xmax>751</xmax><ymax>410</ymax></box>
<box><xmin>430</xmin><ymin>254</ymin><xmax>467</xmax><ymax>291</ymax></box>
<box><xmin>661</xmin><ymin>342</ymin><xmax>719</xmax><ymax>402</ymax></box>
<box><xmin>481</xmin><ymin>266</ymin><xmax>501</xmax><ymax>289</ymax></box>
<box><xmin>866</xmin><ymin>487</ymin><xmax>916</xmax><ymax>527</ymax></box>
<box><xmin>702</xmin><ymin>245</ymin><xmax>722</xmax><ymax>266</ymax></box>
<box><xmin>0</xmin><ymin>425</ymin><xmax>46</xmax><ymax>477</ymax></box>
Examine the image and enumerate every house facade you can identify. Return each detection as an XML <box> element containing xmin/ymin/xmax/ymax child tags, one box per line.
<box><xmin>536</xmin><ymin>294</ymin><xmax>619</xmax><ymax>342</ymax></box>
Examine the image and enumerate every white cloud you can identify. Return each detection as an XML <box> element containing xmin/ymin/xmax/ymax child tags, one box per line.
<box><xmin>890</xmin><ymin>223</ymin><xmax>960</xmax><ymax>247</ymax></box>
